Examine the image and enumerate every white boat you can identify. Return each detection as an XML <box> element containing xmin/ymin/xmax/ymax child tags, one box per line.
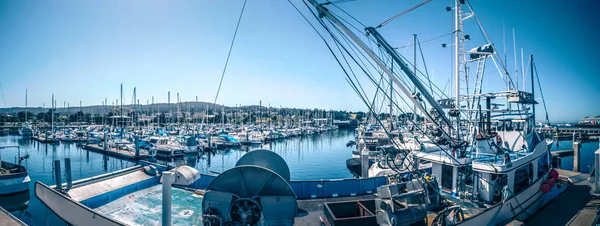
<box><xmin>149</xmin><ymin>136</ymin><xmax>185</xmax><ymax>157</ymax></box>
<box><xmin>19</xmin><ymin>126</ymin><xmax>33</xmax><ymax>137</ymax></box>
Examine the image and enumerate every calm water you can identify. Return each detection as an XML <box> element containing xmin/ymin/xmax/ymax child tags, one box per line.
<box><xmin>0</xmin><ymin>128</ymin><xmax>356</xmax><ymax>225</ymax></box>
<box><xmin>550</xmin><ymin>139</ymin><xmax>600</xmax><ymax>173</ymax></box>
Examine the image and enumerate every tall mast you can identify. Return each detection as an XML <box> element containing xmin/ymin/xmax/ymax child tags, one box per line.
<box><xmin>453</xmin><ymin>0</ymin><xmax>462</xmax><ymax>138</ymax></box>
<box><xmin>51</xmin><ymin>94</ymin><xmax>54</xmax><ymax>132</ymax></box>
<box><xmin>521</xmin><ymin>48</ymin><xmax>525</xmax><ymax>90</ymax></box>
<box><xmin>133</xmin><ymin>87</ymin><xmax>137</xmax><ymax>127</ymax></box>
<box><xmin>530</xmin><ymin>54</ymin><xmax>535</xmax><ymax>123</ymax></box>
<box><xmin>413</xmin><ymin>33</ymin><xmax>417</xmax><ymax>125</ymax></box>
<box><xmin>120</xmin><ymin>83</ymin><xmax>123</xmax><ymax>128</ymax></box>
<box><xmin>25</xmin><ymin>89</ymin><xmax>28</xmax><ymax>122</ymax></box>
<box><xmin>512</xmin><ymin>29</ymin><xmax>518</xmax><ymax>90</ymax></box>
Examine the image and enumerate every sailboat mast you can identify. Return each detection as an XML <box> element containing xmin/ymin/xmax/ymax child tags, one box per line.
<box><xmin>521</xmin><ymin>48</ymin><xmax>525</xmax><ymax>90</ymax></box>
<box><xmin>413</xmin><ymin>33</ymin><xmax>417</xmax><ymax>125</ymax></box>
<box><xmin>134</xmin><ymin>87</ymin><xmax>137</xmax><ymax>127</ymax></box>
<box><xmin>120</xmin><ymin>83</ymin><xmax>123</xmax><ymax>128</ymax></box>
<box><xmin>453</xmin><ymin>0</ymin><xmax>462</xmax><ymax>138</ymax></box>
<box><xmin>25</xmin><ymin>89</ymin><xmax>28</xmax><ymax>122</ymax></box>
<box><xmin>530</xmin><ymin>54</ymin><xmax>535</xmax><ymax>123</ymax></box>
<box><xmin>51</xmin><ymin>94</ymin><xmax>54</xmax><ymax>132</ymax></box>
<box><xmin>513</xmin><ymin>29</ymin><xmax>518</xmax><ymax>90</ymax></box>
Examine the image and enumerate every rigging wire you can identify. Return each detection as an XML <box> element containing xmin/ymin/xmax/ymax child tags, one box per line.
<box><xmin>394</xmin><ymin>31</ymin><xmax>454</xmax><ymax>49</ymax></box>
<box><xmin>417</xmin><ymin>36</ymin><xmax>434</xmax><ymax>94</ymax></box>
<box><xmin>533</xmin><ymin>60</ymin><xmax>550</xmax><ymax>124</ymax></box>
<box><xmin>298</xmin><ymin>1</ymin><xmax>493</xmax><ymax>182</ymax></box>
<box><xmin>376</xmin><ymin>0</ymin><xmax>431</xmax><ymax>29</ymax></box>
<box><xmin>212</xmin><ymin>0</ymin><xmax>248</xmax><ymax>107</ymax></box>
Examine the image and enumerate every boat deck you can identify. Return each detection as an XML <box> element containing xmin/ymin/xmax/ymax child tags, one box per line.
<box><xmin>68</xmin><ymin>169</ymin><xmax>155</xmax><ymax>201</ymax></box>
<box><xmin>94</xmin><ymin>185</ymin><xmax>203</xmax><ymax>226</ymax></box>
<box><xmin>294</xmin><ymin>195</ymin><xmax>377</xmax><ymax>226</ymax></box>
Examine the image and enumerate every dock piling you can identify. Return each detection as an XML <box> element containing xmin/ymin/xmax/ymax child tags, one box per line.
<box><xmin>134</xmin><ymin>136</ymin><xmax>140</xmax><ymax>158</ymax></box>
<box><xmin>53</xmin><ymin>160</ymin><xmax>61</xmax><ymax>190</ymax></box>
<box><xmin>574</xmin><ymin>141</ymin><xmax>581</xmax><ymax>172</ymax></box>
<box><xmin>594</xmin><ymin>143</ymin><xmax>600</xmax><ymax>194</ymax></box>
<box><xmin>359</xmin><ymin>142</ymin><xmax>368</xmax><ymax>178</ymax></box>
<box><xmin>162</xmin><ymin>171</ymin><xmax>175</xmax><ymax>226</ymax></box>
<box><xmin>65</xmin><ymin>158</ymin><xmax>72</xmax><ymax>190</ymax></box>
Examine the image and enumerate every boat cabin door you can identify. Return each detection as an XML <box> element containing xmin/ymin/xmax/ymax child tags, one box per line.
<box><xmin>441</xmin><ymin>164</ymin><xmax>453</xmax><ymax>192</ymax></box>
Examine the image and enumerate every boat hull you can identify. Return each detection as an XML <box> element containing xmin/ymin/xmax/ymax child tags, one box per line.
<box><xmin>458</xmin><ymin>172</ymin><xmax>554</xmax><ymax>226</ymax></box>
<box><xmin>0</xmin><ymin>174</ymin><xmax>30</xmax><ymax>195</ymax></box>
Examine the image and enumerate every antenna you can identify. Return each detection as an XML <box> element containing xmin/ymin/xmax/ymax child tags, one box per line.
<box><xmin>502</xmin><ymin>20</ymin><xmax>507</xmax><ymax>66</ymax></box>
<box><xmin>521</xmin><ymin>48</ymin><xmax>525</xmax><ymax>90</ymax></box>
<box><xmin>512</xmin><ymin>29</ymin><xmax>518</xmax><ymax>90</ymax></box>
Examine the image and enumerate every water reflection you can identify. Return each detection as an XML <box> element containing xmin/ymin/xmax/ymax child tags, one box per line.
<box><xmin>154</xmin><ymin>129</ymin><xmax>355</xmax><ymax>180</ymax></box>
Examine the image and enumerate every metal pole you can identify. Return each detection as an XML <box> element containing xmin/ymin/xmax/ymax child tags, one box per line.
<box><xmin>54</xmin><ymin>160</ymin><xmax>61</xmax><ymax>190</ymax></box>
<box><xmin>453</xmin><ymin>0</ymin><xmax>462</xmax><ymax>139</ymax></box>
<box><xmin>530</xmin><ymin>55</ymin><xmax>535</xmax><ymax>124</ymax></box>
<box><xmin>65</xmin><ymin>158</ymin><xmax>72</xmax><ymax>190</ymax></box>
<box><xmin>162</xmin><ymin>171</ymin><xmax>175</xmax><ymax>226</ymax></box>
<box><xmin>413</xmin><ymin>33</ymin><xmax>417</xmax><ymax>124</ymax></box>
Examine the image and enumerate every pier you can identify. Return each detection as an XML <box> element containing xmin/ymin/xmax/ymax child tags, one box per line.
<box><xmin>510</xmin><ymin>169</ymin><xmax>600</xmax><ymax>226</ymax></box>
<box><xmin>0</xmin><ymin>206</ymin><xmax>26</xmax><ymax>226</ymax></box>
<box><xmin>537</xmin><ymin>126</ymin><xmax>600</xmax><ymax>141</ymax></box>
<box><xmin>83</xmin><ymin>144</ymin><xmax>150</xmax><ymax>160</ymax></box>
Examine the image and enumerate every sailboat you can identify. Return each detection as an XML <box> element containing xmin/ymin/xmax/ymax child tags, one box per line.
<box><xmin>19</xmin><ymin>89</ymin><xmax>33</xmax><ymax>137</ymax></box>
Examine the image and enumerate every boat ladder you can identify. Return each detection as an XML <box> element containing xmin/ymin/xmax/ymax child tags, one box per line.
<box><xmin>468</xmin><ymin>56</ymin><xmax>487</xmax><ymax>121</ymax></box>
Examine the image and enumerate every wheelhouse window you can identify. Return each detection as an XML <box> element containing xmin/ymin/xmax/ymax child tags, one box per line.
<box><xmin>514</xmin><ymin>163</ymin><xmax>533</xmax><ymax>194</ymax></box>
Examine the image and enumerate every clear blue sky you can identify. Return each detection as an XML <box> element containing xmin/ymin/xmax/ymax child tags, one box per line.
<box><xmin>0</xmin><ymin>0</ymin><xmax>598</xmax><ymax>122</ymax></box>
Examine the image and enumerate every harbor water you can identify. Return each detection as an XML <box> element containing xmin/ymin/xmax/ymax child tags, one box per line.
<box><xmin>0</xmin><ymin>128</ymin><xmax>355</xmax><ymax>225</ymax></box>
<box><xmin>550</xmin><ymin>139</ymin><xmax>599</xmax><ymax>174</ymax></box>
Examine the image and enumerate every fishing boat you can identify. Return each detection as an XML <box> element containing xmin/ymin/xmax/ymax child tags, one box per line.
<box><xmin>149</xmin><ymin>136</ymin><xmax>185</xmax><ymax>157</ymax></box>
<box><xmin>301</xmin><ymin>0</ymin><xmax>565</xmax><ymax>224</ymax></box>
<box><xmin>0</xmin><ymin>146</ymin><xmax>30</xmax><ymax>195</ymax></box>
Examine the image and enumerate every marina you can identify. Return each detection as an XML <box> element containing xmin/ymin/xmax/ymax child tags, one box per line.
<box><xmin>0</xmin><ymin>0</ymin><xmax>598</xmax><ymax>225</ymax></box>
<box><xmin>0</xmin><ymin>127</ymin><xmax>361</xmax><ymax>225</ymax></box>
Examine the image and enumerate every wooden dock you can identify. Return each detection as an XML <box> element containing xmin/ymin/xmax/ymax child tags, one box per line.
<box><xmin>31</xmin><ymin>136</ymin><xmax>59</xmax><ymax>143</ymax></box>
<box><xmin>83</xmin><ymin>144</ymin><xmax>150</xmax><ymax>160</ymax></box>
<box><xmin>0</xmin><ymin>206</ymin><xmax>26</xmax><ymax>226</ymax></box>
<box><xmin>537</xmin><ymin>127</ymin><xmax>600</xmax><ymax>141</ymax></box>
<box><xmin>552</xmin><ymin>149</ymin><xmax>575</xmax><ymax>157</ymax></box>
<box><xmin>509</xmin><ymin>169</ymin><xmax>600</xmax><ymax>226</ymax></box>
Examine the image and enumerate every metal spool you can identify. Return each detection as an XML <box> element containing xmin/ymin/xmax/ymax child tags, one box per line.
<box><xmin>206</xmin><ymin>165</ymin><xmax>295</xmax><ymax>198</ymax></box>
<box><xmin>203</xmin><ymin>150</ymin><xmax>297</xmax><ymax>225</ymax></box>
<box><xmin>235</xmin><ymin>149</ymin><xmax>291</xmax><ymax>183</ymax></box>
